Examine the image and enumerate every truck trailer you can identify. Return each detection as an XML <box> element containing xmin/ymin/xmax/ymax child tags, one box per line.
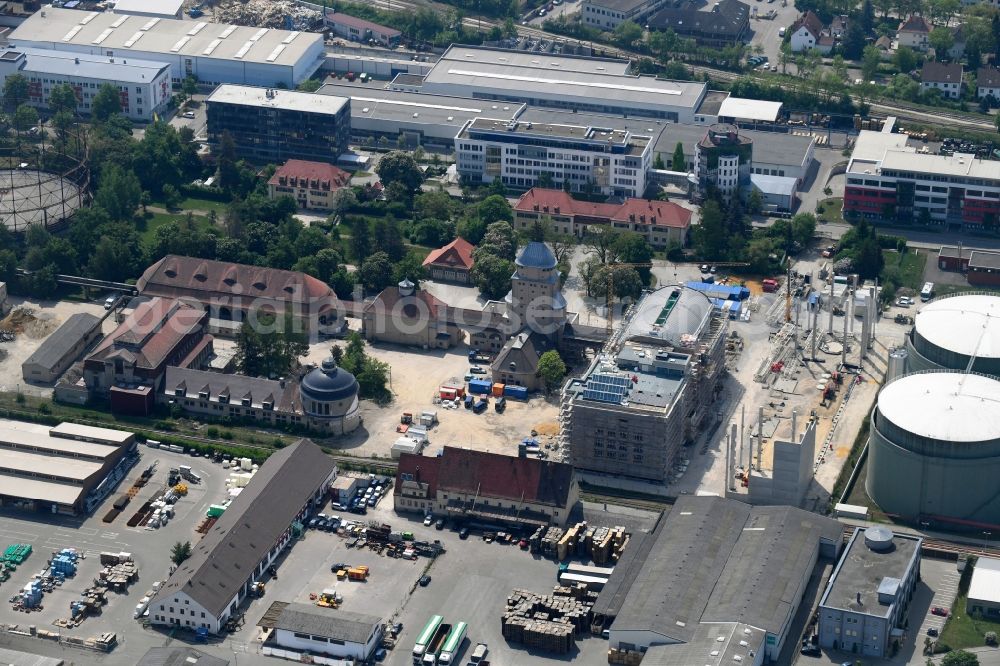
<box><xmin>438</xmin><ymin>621</ymin><xmax>467</xmax><ymax>665</ymax></box>
<box><xmin>413</xmin><ymin>615</ymin><xmax>444</xmax><ymax>663</ymax></box>
<box><xmin>421</xmin><ymin>622</ymin><xmax>452</xmax><ymax>666</ymax></box>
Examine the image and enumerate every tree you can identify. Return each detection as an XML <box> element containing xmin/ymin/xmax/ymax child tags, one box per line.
<box><xmin>217</xmin><ymin>130</ymin><xmax>240</xmax><ymax>193</ymax></box>
<box><xmin>537</xmin><ymin>350</ymin><xmax>567</xmax><ymax>392</ymax></box>
<box><xmin>457</xmin><ymin>217</ymin><xmax>487</xmax><ymax>244</ymax></box>
<box><xmin>612</xmin><ymin>232</ymin><xmax>654</xmax><ymax>283</ymax></box>
<box><xmin>94</xmin><ymin>164</ymin><xmax>141</xmax><ymax>222</ymax></box>
<box><xmin>3</xmin><ymin>74</ymin><xmax>27</xmax><ymax>110</ymax></box>
<box><xmin>591</xmin><ymin>264</ymin><xmax>643</xmax><ymax>300</ymax></box>
<box><xmin>359</xmin><ymin>251</ymin><xmax>395</xmax><ymax>293</ymax></box>
<box><xmin>471</xmin><ymin>254</ymin><xmax>515</xmax><ymax>299</ymax></box>
<box><xmin>478</xmin><ymin>194</ymin><xmax>513</xmax><ymax>225</ymax></box>
<box><xmin>234</xmin><ymin>313</ymin><xmax>307</xmax><ymax>378</ymax></box>
<box><xmin>578</xmin><ymin>255</ymin><xmax>602</xmax><ymax>296</ymax></box>
<box><xmin>536</xmin><ymin>171</ymin><xmax>555</xmax><ymax>189</ymax></box>
<box><xmin>373</xmin><ymin>218</ymin><xmax>405</xmax><ymax>262</ymax></box>
<box><xmin>894</xmin><ymin>46</ymin><xmax>918</xmax><ymax>74</ymax></box>
<box><xmin>941</xmin><ymin>651</ymin><xmax>980</xmax><ymax>666</ymax></box>
<box><xmin>862</xmin><ymin>45</ymin><xmax>882</xmax><ymax>82</ymax></box>
<box><xmin>10</xmin><ymin>105</ymin><xmax>38</xmax><ymax>138</ymax></box>
<box><xmin>475</xmin><ymin>220</ymin><xmax>517</xmax><ymax>262</ymax></box>
<box><xmin>392</xmin><ymin>250</ymin><xmax>428</xmax><ymax>284</ymax></box>
<box><xmin>415</xmin><ymin>190</ymin><xmax>458</xmax><ymax>221</ymax></box>
<box><xmin>653</xmin><ymin>153</ymin><xmax>665</xmax><ymax>170</ymax></box>
<box><xmin>331</xmin><ymin>188</ymin><xmax>357</xmax><ymax>216</ymax></box>
<box><xmin>48</xmin><ymin>83</ymin><xmax>78</xmax><ymax>115</ymax></box>
<box><xmin>843</xmin><ymin>21</ymin><xmax>866</xmax><ymax>60</ymax></box>
<box><xmin>747</xmin><ymin>188</ymin><xmax>764</xmax><ymax>215</ymax></box>
<box><xmin>181</xmin><ymin>75</ymin><xmax>199</xmax><ymax>101</ymax></box>
<box><xmin>583</xmin><ymin>227</ymin><xmax>622</xmax><ymax>264</ymax></box>
<box><xmin>929</xmin><ymin>27</ymin><xmax>955</xmax><ymax>56</ymax></box>
<box><xmin>693</xmin><ymin>200</ymin><xmax>727</xmax><ymax>259</ymax></box>
<box><xmin>170</xmin><ymin>541</ymin><xmax>193</xmax><ymax>566</ymax></box>
<box><xmin>671</xmin><ymin>141</ymin><xmax>687</xmax><ymax>172</ymax></box>
<box><xmin>375</xmin><ymin>151</ymin><xmax>423</xmax><ymax>192</ymax></box>
<box><xmin>91</xmin><ymin>83</ymin><xmax>122</xmax><ymax>122</ymax></box>
<box><xmin>350</xmin><ymin>219</ymin><xmax>372</xmax><ymax>262</ymax></box>
<box><xmin>612</xmin><ymin>20</ymin><xmax>643</xmax><ymax>49</ymax></box>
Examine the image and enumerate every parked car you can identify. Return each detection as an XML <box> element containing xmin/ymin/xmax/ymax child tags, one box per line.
<box><xmin>459</xmin><ymin>527</ymin><xmax>470</xmax><ymax>539</ymax></box>
<box><xmin>931</xmin><ymin>606</ymin><xmax>949</xmax><ymax>616</ymax></box>
<box><xmin>896</xmin><ymin>296</ymin><xmax>914</xmax><ymax>307</ymax></box>
<box><xmin>800</xmin><ymin>643</ymin><xmax>821</xmax><ymax>656</ymax></box>
<box><xmin>470</xmin><ymin>366</ymin><xmax>486</xmax><ymax>374</ymax></box>
<box><xmin>927</xmin><ymin>627</ymin><xmax>939</xmax><ymax>637</ymax></box>
<box><xmin>424</xmin><ymin>515</ymin><xmax>434</xmax><ymax>526</ymax></box>
<box><xmin>418</xmin><ymin>575</ymin><xmax>432</xmax><ymax>587</ymax></box>
<box><xmin>182</xmin><ymin>110</ymin><xmax>195</xmax><ymax>119</ymax></box>
<box><xmin>435</xmin><ymin>518</ymin><xmax>446</xmax><ymax>530</ymax></box>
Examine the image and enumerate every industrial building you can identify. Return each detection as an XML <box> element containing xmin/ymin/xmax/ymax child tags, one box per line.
<box><xmin>581</xmin><ymin>0</ymin><xmax>667</xmax><ymax>30</ymax></box>
<box><xmin>647</xmin><ymin>0</ymin><xmax>751</xmax><ymax>47</ymax></box>
<box><xmin>259</xmin><ymin>602</ymin><xmax>383</xmax><ymax>661</ymax></box>
<box><xmin>138</xmin><ymin>647</ymin><xmax>228</xmax><ymax>666</ymax></box>
<box><xmin>818</xmin><ymin>527</ymin><xmax>921</xmax><ymax>658</ymax></box>
<box><xmin>902</xmin><ymin>293</ymin><xmax>1000</xmax><ymax>377</ymax></box>
<box><xmin>318</xmin><ymin>82</ymin><xmax>524</xmax><ymax>149</ymax></box>
<box><xmin>112</xmin><ymin>0</ymin><xmax>183</xmax><ymax>19</ymax></box>
<box><xmin>151</xmin><ymin>439</ymin><xmax>336</xmax><ymax>634</ymax></box>
<box><xmin>206</xmin><ymin>85</ymin><xmax>351</xmax><ymax>164</ymax></box>
<box><xmin>21</xmin><ymin>312</ymin><xmax>102</xmax><ymax>384</ymax></box>
<box><xmin>267</xmin><ymin>159</ymin><xmax>351</xmax><ymax>212</ymax></box>
<box><xmin>0</xmin><ymin>419</ymin><xmax>136</xmax><ymax>515</ymax></box>
<box><xmin>747</xmin><ymin>414</ymin><xmax>817</xmax><ymax>507</ymax></box>
<box><xmin>866</xmin><ymin>370</ymin><xmax>1000</xmax><ymax>526</ymax></box>
<box><xmin>421</xmin><ymin>46</ymin><xmax>709</xmax><ymax>123</ymax></box>
<box><xmin>323</xmin><ymin>10</ymin><xmax>400</xmax><ymax>48</ymax></box>
<box><xmin>9</xmin><ymin>7</ymin><xmax>324</xmax><ymax>87</ymax></box>
<box><xmin>137</xmin><ymin>254</ymin><xmax>344</xmax><ymax>337</ymax></box>
<box><xmin>968</xmin><ymin>250</ymin><xmax>1000</xmax><ymax>287</ymax></box>
<box><xmin>562</xmin><ymin>285</ymin><xmax>728</xmax><ymax>483</ymax></box>
<box><xmin>83</xmin><ymin>297</ymin><xmax>213</xmax><ymax>414</ymax></box>
<box><xmin>456</xmin><ymin>117</ymin><xmax>653</xmax><ymax>198</ymax></box>
<box><xmin>595</xmin><ymin>495</ymin><xmax>842</xmax><ymax>661</ymax></box>
<box><xmin>513</xmin><ymin>188</ymin><xmax>692</xmax><ymax>248</ymax></box>
<box><xmin>967</xmin><ymin>556</ymin><xmax>1000</xmax><ymax>618</ymax></box>
<box><xmin>0</xmin><ymin>47</ymin><xmax>171</xmax><ymax>122</ymax></box>
<box><xmin>393</xmin><ymin>447</ymin><xmax>579</xmax><ymax>527</ymax></box>
<box><xmin>161</xmin><ymin>361</ymin><xmax>361</xmax><ymax>436</ymax></box>
<box><xmin>696</xmin><ymin>123</ymin><xmax>753</xmax><ymax>202</ymax></box>
<box><xmin>845</xmin><ymin>130</ymin><xmax>1000</xmax><ymax>229</ymax></box>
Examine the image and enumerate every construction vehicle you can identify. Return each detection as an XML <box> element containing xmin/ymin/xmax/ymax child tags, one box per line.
<box><xmin>316</xmin><ymin>589</ymin><xmax>341</xmax><ymax>608</ymax></box>
<box><xmin>347</xmin><ymin>566</ymin><xmax>369</xmax><ymax>581</ymax></box>
<box><xmin>401</xmin><ymin>412</ymin><xmax>413</xmax><ymax>425</ymax></box>
<box><xmin>468</xmin><ymin>350</ymin><xmax>491</xmax><ymax>363</ymax></box>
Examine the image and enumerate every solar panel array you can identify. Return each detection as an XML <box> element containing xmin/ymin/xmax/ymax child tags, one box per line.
<box><xmin>582</xmin><ymin>373</ymin><xmax>630</xmax><ymax>404</ymax></box>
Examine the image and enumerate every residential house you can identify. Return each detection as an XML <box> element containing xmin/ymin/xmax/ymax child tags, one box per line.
<box><xmin>828</xmin><ymin>15</ymin><xmax>849</xmax><ymax>39</ymax></box>
<box><xmin>949</xmin><ymin>25</ymin><xmax>967</xmax><ymax>60</ymax></box>
<box><xmin>921</xmin><ymin>61</ymin><xmax>964</xmax><ymax>99</ymax></box>
<box><xmin>267</xmin><ymin>160</ymin><xmax>351</xmax><ymax>212</ymax></box>
<box><xmin>978</xmin><ymin>67</ymin><xmax>1000</xmax><ymax>99</ymax></box>
<box><xmin>875</xmin><ymin>35</ymin><xmax>893</xmax><ymax>52</ymax></box>
<box><xmin>897</xmin><ymin>15</ymin><xmax>932</xmax><ymax>51</ymax></box>
<box><xmin>646</xmin><ymin>0</ymin><xmax>750</xmax><ymax>48</ymax></box>
<box><xmin>789</xmin><ymin>11</ymin><xmax>824</xmax><ymax>52</ymax></box>
<box><xmin>421</xmin><ymin>237</ymin><xmax>475</xmax><ymax>284</ymax></box>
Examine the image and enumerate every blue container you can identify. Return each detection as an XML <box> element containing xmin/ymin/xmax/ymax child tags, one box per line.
<box><xmin>503</xmin><ymin>385</ymin><xmax>529</xmax><ymax>400</ymax></box>
<box><xmin>468</xmin><ymin>379</ymin><xmax>492</xmax><ymax>395</ymax></box>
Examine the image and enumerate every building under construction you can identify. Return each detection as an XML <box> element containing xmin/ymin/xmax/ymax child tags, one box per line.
<box><xmin>560</xmin><ymin>286</ymin><xmax>728</xmax><ymax>483</ymax></box>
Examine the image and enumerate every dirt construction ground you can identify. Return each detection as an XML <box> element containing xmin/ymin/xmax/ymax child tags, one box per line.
<box><xmin>303</xmin><ymin>338</ymin><xmax>562</xmax><ymax>459</ymax></box>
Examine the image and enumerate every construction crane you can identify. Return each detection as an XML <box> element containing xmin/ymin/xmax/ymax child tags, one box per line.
<box><xmin>603</xmin><ymin>262</ymin><xmax>653</xmax><ymax>337</ymax></box>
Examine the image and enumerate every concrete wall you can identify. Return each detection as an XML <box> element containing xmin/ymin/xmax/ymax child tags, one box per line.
<box><xmin>274</xmin><ymin>625</ymin><xmax>380</xmax><ymax>661</ymax></box>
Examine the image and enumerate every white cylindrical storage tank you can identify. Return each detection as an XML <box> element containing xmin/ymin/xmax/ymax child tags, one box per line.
<box><xmin>906</xmin><ymin>294</ymin><xmax>1000</xmax><ymax>376</ymax></box>
<box><xmin>886</xmin><ymin>347</ymin><xmax>909</xmax><ymax>383</ymax></box>
<box><xmin>866</xmin><ymin>371</ymin><xmax>1000</xmax><ymax>526</ymax></box>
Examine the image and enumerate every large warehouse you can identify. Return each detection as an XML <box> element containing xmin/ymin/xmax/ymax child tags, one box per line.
<box><xmin>595</xmin><ymin>495</ymin><xmax>842</xmax><ymax>662</ymax></box>
<box><xmin>9</xmin><ymin>7</ymin><xmax>324</xmax><ymax>87</ymax></box>
<box><xmin>0</xmin><ymin>420</ymin><xmax>136</xmax><ymax>515</ymax></box>
<box><xmin>420</xmin><ymin>46</ymin><xmax>709</xmax><ymax>123</ymax></box>
<box><xmin>866</xmin><ymin>370</ymin><xmax>1000</xmax><ymax>527</ymax></box>
<box><xmin>903</xmin><ymin>293</ymin><xmax>1000</xmax><ymax>377</ymax></box>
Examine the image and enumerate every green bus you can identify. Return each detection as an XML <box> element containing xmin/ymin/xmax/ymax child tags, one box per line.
<box><xmin>412</xmin><ymin>614</ymin><xmax>444</xmax><ymax>663</ymax></box>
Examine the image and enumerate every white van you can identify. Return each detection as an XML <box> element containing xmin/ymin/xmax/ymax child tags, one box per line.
<box><xmin>778</xmin><ymin>26</ymin><xmax>786</xmax><ymax>37</ymax></box>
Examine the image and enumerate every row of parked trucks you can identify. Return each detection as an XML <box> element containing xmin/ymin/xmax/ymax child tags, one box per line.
<box><xmin>413</xmin><ymin>615</ymin><xmax>486</xmax><ymax>665</ymax></box>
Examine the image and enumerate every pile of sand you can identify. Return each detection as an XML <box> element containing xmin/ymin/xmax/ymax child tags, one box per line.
<box><xmin>0</xmin><ymin>308</ymin><xmax>57</xmax><ymax>339</ymax></box>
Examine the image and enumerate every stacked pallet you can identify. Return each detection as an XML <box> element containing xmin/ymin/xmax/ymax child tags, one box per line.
<box><xmin>608</xmin><ymin>647</ymin><xmax>645</xmax><ymax>665</ymax></box>
<box><xmin>539</xmin><ymin>527</ymin><xmax>564</xmax><ymax>557</ymax></box>
<box><xmin>556</xmin><ymin>524</ymin><xmax>581</xmax><ymax>561</ymax></box>
<box><xmin>97</xmin><ymin>559</ymin><xmax>137</xmax><ymax>591</ymax></box>
<box><xmin>501</xmin><ymin>588</ymin><xmax>595</xmax><ymax>654</ymax></box>
<box><xmin>592</xmin><ymin>526</ymin><xmax>627</xmax><ymax>565</ymax></box>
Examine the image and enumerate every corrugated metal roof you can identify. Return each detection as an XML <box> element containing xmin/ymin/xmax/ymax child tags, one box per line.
<box><xmin>22</xmin><ymin>312</ymin><xmax>101</xmax><ymax>371</ymax></box>
<box><xmin>267</xmin><ymin>602</ymin><xmax>381</xmax><ymax>643</ymax></box>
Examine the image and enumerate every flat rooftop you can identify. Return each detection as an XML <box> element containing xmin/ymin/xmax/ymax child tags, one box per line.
<box><xmin>425</xmin><ymin>46</ymin><xmax>706</xmax><ymax>111</ymax></box>
<box><xmin>878</xmin><ymin>372</ymin><xmax>1000</xmax><ymax>443</ymax></box>
<box><xmin>3</xmin><ymin>46</ymin><xmax>168</xmax><ymax>82</ymax></box>
<box><xmin>113</xmin><ymin>0</ymin><xmax>183</xmax><ymax>15</ymax></box>
<box><xmin>0</xmin><ymin>420</ymin><xmax>124</xmax><ymax>460</ymax></box>
<box><xmin>0</xmin><ymin>475</ymin><xmax>84</xmax><ymax>506</ymax></box>
<box><xmin>969</xmin><ymin>556</ymin><xmax>1000</xmax><ymax>604</ymax></box>
<box><xmin>820</xmin><ymin>527</ymin><xmax>921</xmax><ymax>616</ymax></box>
<box><xmin>11</xmin><ymin>6</ymin><xmax>321</xmax><ymax>68</ymax></box>
<box><xmin>462</xmin><ymin>117</ymin><xmax>632</xmax><ymax>144</ymax></box>
<box><xmin>207</xmin><ymin>84</ymin><xmax>348</xmax><ymax>114</ymax></box>
<box><xmin>319</xmin><ymin>83</ymin><xmax>523</xmax><ymax>127</ymax></box>
<box><xmin>585</xmin><ymin>0</ymin><xmax>653</xmax><ymax>13</ymax></box>
<box><xmin>50</xmin><ymin>421</ymin><xmax>134</xmax><ymax>446</ymax></box>
<box><xmin>0</xmin><ymin>446</ymin><xmax>103</xmax><ymax>481</ymax></box>
<box><xmin>915</xmin><ymin>294</ymin><xmax>1000</xmax><ymax>361</ymax></box>
<box><xmin>600</xmin><ymin>496</ymin><xmax>842</xmax><ymax>641</ymax></box>
<box><xmin>717</xmin><ymin>96</ymin><xmax>782</xmax><ymax>122</ymax></box>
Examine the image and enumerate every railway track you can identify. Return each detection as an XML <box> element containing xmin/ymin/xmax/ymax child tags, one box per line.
<box><xmin>580</xmin><ymin>489</ymin><xmax>674</xmax><ymax>513</ymax></box>
<box><xmin>841</xmin><ymin>525</ymin><xmax>1000</xmax><ymax>559</ymax></box>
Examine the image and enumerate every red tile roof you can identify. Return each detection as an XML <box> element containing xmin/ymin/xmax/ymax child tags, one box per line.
<box><xmin>898</xmin><ymin>15</ymin><xmax>931</xmax><ymax>33</ymax></box>
<box><xmin>365</xmin><ymin>284</ymin><xmax>449</xmax><ymax>319</ymax></box>
<box><xmin>422</xmin><ymin>237</ymin><xmax>475</xmax><ymax>271</ymax></box>
<box><xmin>87</xmin><ymin>297</ymin><xmax>207</xmax><ymax>370</ymax></box>
<box><xmin>394</xmin><ymin>452</ymin><xmax>440</xmax><ymax>497</ymax></box>
<box><xmin>790</xmin><ymin>10</ymin><xmax>823</xmax><ymax>38</ymax></box>
<box><xmin>612</xmin><ymin>198</ymin><xmax>692</xmax><ymax>229</ymax></box>
<box><xmin>515</xmin><ymin>188</ymin><xmax>620</xmax><ymax>219</ymax></box>
<box><xmin>437</xmin><ymin>446</ymin><xmax>575</xmax><ymax>507</ymax></box>
<box><xmin>515</xmin><ymin>188</ymin><xmax>692</xmax><ymax>230</ymax></box>
<box><xmin>268</xmin><ymin>159</ymin><xmax>350</xmax><ymax>191</ymax></box>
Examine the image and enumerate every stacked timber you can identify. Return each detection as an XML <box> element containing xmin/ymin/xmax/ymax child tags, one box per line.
<box><xmin>501</xmin><ymin>587</ymin><xmax>595</xmax><ymax>654</ymax></box>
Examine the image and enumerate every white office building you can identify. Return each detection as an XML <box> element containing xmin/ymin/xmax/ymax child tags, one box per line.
<box><xmin>456</xmin><ymin>117</ymin><xmax>653</xmax><ymax>198</ymax></box>
<box><xmin>0</xmin><ymin>47</ymin><xmax>170</xmax><ymax>121</ymax></box>
<box><xmin>9</xmin><ymin>7</ymin><xmax>324</xmax><ymax>87</ymax></box>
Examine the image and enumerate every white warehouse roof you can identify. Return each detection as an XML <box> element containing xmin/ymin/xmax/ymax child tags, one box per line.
<box><xmin>2</xmin><ymin>47</ymin><xmax>168</xmax><ymax>83</ymax></box>
<box><xmin>208</xmin><ymin>84</ymin><xmax>349</xmax><ymax>114</ymax></box>
<box><xmin>969</xmin><ymin>557</ymin><xmax>1000</xmax><ymax>604</ymax></box>
<box><xmin>10</xmin><ymin>6</ymin><xmax>320</xmax><ymax>68</ymax></box>
<box><xmin>878</xmin><ymin>372</ymin><xmax>1000</xmax><ymax>443</ymax></box>
<box><xmin>915</xmin><ymin>294</ymin><xmax>1000</xmax><ymax>361</ymax></box>
<box><xmin>113</xmin><ymin>0</ymin><xmax>183</xmax><ymax>17</ymax></box>
<box><xmin>717</xmin><ymin>96</ymin><xmax>782</xmax><ymax>122</ymax></box>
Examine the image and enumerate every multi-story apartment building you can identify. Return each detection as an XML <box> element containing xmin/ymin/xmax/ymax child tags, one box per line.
<box><xmin>581</xmin><ymin>0</ymin><xmax>667</xmax><ymax>30</ymax></box>
<box><xmin>267</xmin><ymin>159</ymin><xmax>351</xmax><ymax>212</ymax></box>
<box><xmin>695</xmin><ymin>124</ymin><xmax>753</xmax><ymax>202</ymax></box>
<box><xmin>844</xmin><ymin>130</ymin><xmax>1000</xmax><ymax>229</ymax></box>
<box><xmin>206</xmin><ymin>85</ymin><xmax>350</xmax><ymax>163</ymax></box>
<box><xmin>897</xmin><ymin>15</ymin><xmax>932</xmax><ymax>50</ymax></box>
<box><xmin>562</xmin><ymin>286</ymin><xmax>727</xmax><ymax>483</ymax></box>
<box><xmin>455</xmin><ymin>118</ymin><xmax>652</xmax><ymax>198</ymax></box>
<box><xmin>0</xmin><ymin>48</ymin><xmax>171</xmax><ymax>122</ymax></box>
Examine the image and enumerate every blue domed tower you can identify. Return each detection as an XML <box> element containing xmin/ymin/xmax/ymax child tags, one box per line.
<box><xmin>299</xmin><ymin>357</ymin><xmax>361</xmax><ymax>435</ymax></box>
<box><xmin>506</xmin><ymin>241</ymin><xmax>567</xmax><ymax>336</ymax></box>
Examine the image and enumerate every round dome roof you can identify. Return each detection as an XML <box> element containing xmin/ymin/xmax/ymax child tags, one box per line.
<box><xmin>300</xmin><ymin>357</ymin><xmax>359</xmax><ymax>402</ymax></box>
<box><xmin>878</xmin><ymin>371</ymin><xmax>1000</xmax><ymax>443</ymax></box>
<box><xmin>516</xmin><ymin>242</ymin><xmax>557</xmax><ymax>270</ymax></box>
<box><xmin>915</xmin><ymin>294</ymin><xmax>1000</xmax><ymax>360</ymax></box>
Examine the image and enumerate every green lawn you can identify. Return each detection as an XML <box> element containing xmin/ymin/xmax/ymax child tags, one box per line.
<box><xmin>940</xmin><ymin>582</ymin><xmax>1000</xmax><ymax>650</ymax></box>
<box><xmin>881</xmin><ymin>249</ymin><xmax>927</xmax><ymax>292</ymax></box>
<box><xmin>151</xmin><ymin>196</ymin><xmax>228</xmax><ymax>214</ymax></box>
<box><xmin>815</xmin><ymin>197</ymin><xmax>845</xmax><ymax>225</ymax></box>
<box><xmin>138</xmin><ymin>211</ymin><xmax>215</xmax><ymax>246</ymax></box>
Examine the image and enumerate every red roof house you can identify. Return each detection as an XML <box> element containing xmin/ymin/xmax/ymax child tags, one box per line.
<box><xmin>422</xmin><ymin>237</ymin><xmax>476</xmax><ymax>284</ymax></box>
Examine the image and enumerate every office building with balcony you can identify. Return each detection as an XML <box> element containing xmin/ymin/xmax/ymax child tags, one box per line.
<box><xmin>695</xmin><ymin>123</ymin><xmax>753</xmax><ymax>202</ymax></box>
<box><xmin>206</xmin><ymin>85</ymin><xmax>350</xmax><ymax>164</ymax></box>
<box><xmin>844</xmin><ymin>130</ymin><xmax>1000</xmax><ymax>229</ymax></box>
<box><xmin>456</xmin><ymin>118</ymin><xmax>653</xmax><ymax>198</ymax></box>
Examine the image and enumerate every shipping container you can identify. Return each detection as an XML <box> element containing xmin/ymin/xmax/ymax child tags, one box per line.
<box><xmin>492</xmin><ymin>383</ymin><xmax>505</xmax><ymax>397</ymax></box>
<box><xmin>468</xmin><ymin>379</ymin><xmax>492</xmax><ymax>395</ymax></box>
<box><xmin>503</xmin><ymin>385</ymin><xmax>529</xmax><ymax>400</ymax></box>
